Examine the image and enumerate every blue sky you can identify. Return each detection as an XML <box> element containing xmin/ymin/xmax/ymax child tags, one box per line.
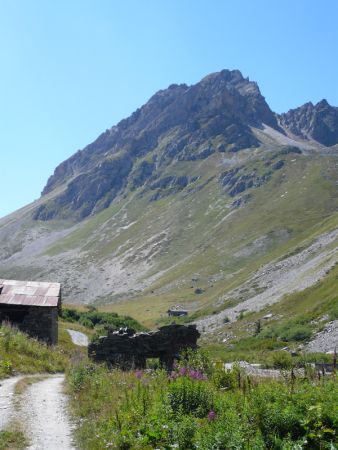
<box><xmin>0</xmin><ymin>0</ymin><xmax>337</xmax><ymax>218</ymax></box>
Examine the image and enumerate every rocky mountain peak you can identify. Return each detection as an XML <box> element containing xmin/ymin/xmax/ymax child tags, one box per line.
<box><xmin>316</xmin><ymin>98</ymin><xmax>329</xmax><ymax>108</ymax></box>
<box><xmin>200</xmin><ymin>69</ymin><xmax>258</xmax><ymax>95</ymax></box>
<box><xmin>40</xmin><ymin>70</ymin><xmax>278</xmax><ymax>204</ymax></box>
<box><xmin>34</xmin><ymin>70</ymin><xmax>338</xmax><ymax>222</ymax></box>
<box><xmin>189</xmin><ymin>69</ymin><xmax>277</xmax><ymax>127</ymax></box>
<box><xmin>278</xmin><ymin>99</ymin><xmax>338</xmax><ymax>146</ymax></box>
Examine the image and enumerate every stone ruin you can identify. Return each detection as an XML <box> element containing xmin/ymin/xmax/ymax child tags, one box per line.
<box><xmin>88</xmin><ymin>324</ymin><xmax>200</xmax><ymax>371</ymax></box>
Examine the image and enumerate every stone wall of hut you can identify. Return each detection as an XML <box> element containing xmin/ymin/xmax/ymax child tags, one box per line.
<box><xmin>0</xmin><ymin>305</ymin><xmax>58</xmax><ymax>345</ymax></box>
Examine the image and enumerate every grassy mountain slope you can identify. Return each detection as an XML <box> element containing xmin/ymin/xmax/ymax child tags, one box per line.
<box><xmin>0</xmin><ymin>70</ymin><xmax>338</xmax><ymax>340</ymax></box>
<box><xmin>1</xmin><ymin>136</ymin><xmax>338</xmax><ymax>325</ymax></box>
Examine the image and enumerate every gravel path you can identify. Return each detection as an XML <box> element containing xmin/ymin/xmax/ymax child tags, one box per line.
<box><xmin>67</xmin><ymin>329</ymin><xmax>89</xmax><ymax>347</ymax></box>
<box><xmin>21</xmin><ymin>375</ymin><xmax>76</xmax><ymax>450</ymax></box>
<box><xmin>0</xmin><ymin>375</ymin><xmax>23</xmax><ymax>429</ymax></box>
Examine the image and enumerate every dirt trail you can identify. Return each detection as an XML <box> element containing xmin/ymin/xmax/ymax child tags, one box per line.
<box><xmin>20</xmin><ymin>375</ymin><xmax>76</xmax><ymax>450</ymax></box>
<box><xmin>0</xmin><ymin>375</ymin><xmax>23</xmax><ymax>429</ymax></box>
<box><xmin>67</xmin><ymin>329</ymin><xmax>89</xmax><ymax>347</ymax></box>
<box><xmin>1</xmin><ymin>375</ymin><xmax>76</xmax><ymax>449</ymax></box>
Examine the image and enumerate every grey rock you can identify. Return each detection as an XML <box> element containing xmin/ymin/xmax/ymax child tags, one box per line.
<box><xmin>278</xmin><ymin>100</ymin><xmax>338</xmax><ymax>146</ymax></box>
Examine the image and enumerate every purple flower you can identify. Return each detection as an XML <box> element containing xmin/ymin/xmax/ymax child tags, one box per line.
<box><xmin>179</xmin><ymin>366</ymin><xmax>188</xmax><ymax>376</ymax></box>
<box><xmin>208</xmin><ymin>410</ymin><xmax>216</xmax><ymax>421</ymax></box>
<box><xmin>135</xmin><ymin>370</ymin><xmax>143</xmax><ymax>379</ymax></box>
<box><xmin>188</xmin><ymin>369</ymin><xmax>196</xmax><ymax>379</ymax></box>
<box><xmin>169</xmin><ymin>371</ymin><xmax>178</xmax><ymax>380</ymax></box>
<box><xmin>188</xmin><ymin>369</ymin><xmax>208</xmax><ymax>380</ymax></box>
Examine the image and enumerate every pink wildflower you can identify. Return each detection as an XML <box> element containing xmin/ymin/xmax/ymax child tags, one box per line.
<box><xmin>208</xmin><ymin>410</ymin><xmax>216</xmax><ymax>421</ymax></box>
<box><xmin>169</xmin><ymin>371</ymin><xmax>178</xmax><ymax>380</ymax></box>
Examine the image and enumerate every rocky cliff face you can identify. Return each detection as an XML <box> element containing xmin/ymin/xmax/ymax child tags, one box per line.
<box><xmin>278</xmin><ymin>99</ymin><xmax>338</xmax><ymax>146</ymax></box>
<box><xmin>31</xmin><ymin>69</ymin><xmax>338</xmax><ymax>226</ymax></box>
<box><xmin>35</xmin><ymin>69</ymin><xmax>280</xmax><ymax>221</ymax></box>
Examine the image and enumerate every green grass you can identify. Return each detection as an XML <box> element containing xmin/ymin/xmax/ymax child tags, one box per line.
<box><xmin>13</xmin><ymin>375</ymin><xmax>48</xmax><ymax>395</ymax></box>
<box><xmin>0</xmin><ymin>325</ymin><xmax>67</xmax><ymax>378</ymax></box>
<box><xmin>0</xmin><ymin>429</ymin><xmax>28</xmax><ymax>450</ymax></box>
<box><xmin>58</xmin><ymin>319</ymin><xmax>93</xmax><ymax>354</ymax></box>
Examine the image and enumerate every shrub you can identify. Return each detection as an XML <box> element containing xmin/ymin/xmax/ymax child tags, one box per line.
<box><xmin>270</xmin><ymin>351</ymin><xmax>294</xmax><ymax>370</ymax></box>
<box><xmin>254</xmin><ymin>319</ymin><xmax>262</xmax><ymax>336</ymax></box>
<box><xmin>261</xmin><ymin>320</ymin><xmax>312</xmax><ymax>342</ymax></box>
<box><xmin>195</xmin><ymin>410</ymin><xmax>246</xmax><ymax>449</ymax></box>
<box><xmin>0</xmin><ymin>359</ymin><xmax>13</xmax><ymax>376</ymax></box>
<box><xmin>61</xmin><ymin>308</ymin><xmax>145</xmax><ymax>334</ymax></box>
<box><xmin>78</xmin><ymin>317</ymin><xmax>93</xmax><ymax>328</ymax></box>
<box><xmin>252</xmin><ymin>380</ymin><xmax>338</xmax><ymax>448</ymax></box>
<box><xmin>259</xmin><ymin>402</ymin><xmax>304</xmax><ymax>445</ymax></box>
<box><xmin>212</xmin><ymin>366</ymin><xmax>241</xmax><ymax>390</ymax></box>
<box><xmin>68</xmin><ymin>363</ymin><xmax>97</xmax><ymax>391</ymax></box>
<box><xmin>280</xmin><ymin>325</ymin><xmax>312</xmax><ymax>342</ymax></box>
<box><xmin>178</xmin><ymin>348</ymin><xmax>213</xmax><ymax>377</ymax></box>
<box><xmin>168</xmin><ymin>376</ymin><xmax>214</xmax><ymax>418</ymax></box>
<box><xmin>172</xmin><ymin>415</ymin><xmax>197</xmax><ymax>449</ymax></box>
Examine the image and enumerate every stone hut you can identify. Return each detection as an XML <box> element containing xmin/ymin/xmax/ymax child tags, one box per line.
<box><xmin>0</xmin><ymin>279</ymin><xmax>61</xmax><ymax>345</ymax></box>
<box><xmin>167</xmin><ymin>308</ymin><xmax>188</xmax><ymax>317</ymax></box>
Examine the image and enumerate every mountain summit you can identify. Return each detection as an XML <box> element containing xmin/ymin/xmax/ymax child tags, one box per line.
<box><xmin>278</xmin><ymin>99</ymin><xmax>338</xmax><ymax>146</ymax></box>
<box><xmin>34</xmin><ymin>70</ymin><xmax>280</xmax><ymax>221</ymax></box>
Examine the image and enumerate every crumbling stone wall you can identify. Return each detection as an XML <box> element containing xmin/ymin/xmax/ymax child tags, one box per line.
<box><xmin>88</xmin><ymin>324</ymin><xmax>200</xmax><ymax>371</ymax></box>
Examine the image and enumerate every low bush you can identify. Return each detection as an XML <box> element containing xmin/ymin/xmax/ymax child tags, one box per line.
<box><xmin>261</xmin><ymin>319</ymin><xmax>313</xmax><ymax>342</ymax></box>
<box><xmin>178</xmin><ymin>348</ymin><xmax>213</xmax><ymax>376</ymax></box>
<box><xmin>280</xmin><ymin>324</ymin><xmax>312</xmax><ymax>342</ymax></box>
<box><xmin>168</xmin><ymin>376</ymin><xmax>213</xmax><ymax>418</ymax></box>
<box><xmin>270</xmin><ymin>351</ymin><xmax>294</xmax><ymax>369</ymax></box>
<box><xmin>61</xmin><ymin>308</ymin><xmax>145</xmax><ymax>334</ymax></box>
<box><xmin>212</xmin><ymin>365</ymin><xmax>242</xmax><ymax>390</ymax></box>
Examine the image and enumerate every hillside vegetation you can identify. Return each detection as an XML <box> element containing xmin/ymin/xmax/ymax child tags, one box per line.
<box><xmin>197</xmin><ymin>260</ymin><xmax>338</xmax><ymax>362</ymax></box>
<box><xmin>68</xmin><ymin>352</ymin><xmax>338</xmax><ymax>449</ymax></box>
<box><xmin>0</xmin><ymin>325</ymin><xmax>66</xmax><ymax>378</ymax></box>
<box><xmin>61</xmin><ymin>307</ymin><xmax>146</xmax><ymax>332</ymax></box>
<box><xmin>1</xmin><ymin>69</ymin><xmax>338</xmax><ymax>343</ymax></box>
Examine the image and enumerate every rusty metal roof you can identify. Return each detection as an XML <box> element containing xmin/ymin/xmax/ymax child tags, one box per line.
<box><xmin>0</xmin><ymin>279</ymin><xmax>61</xmax><ymax>307</ymax></box>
